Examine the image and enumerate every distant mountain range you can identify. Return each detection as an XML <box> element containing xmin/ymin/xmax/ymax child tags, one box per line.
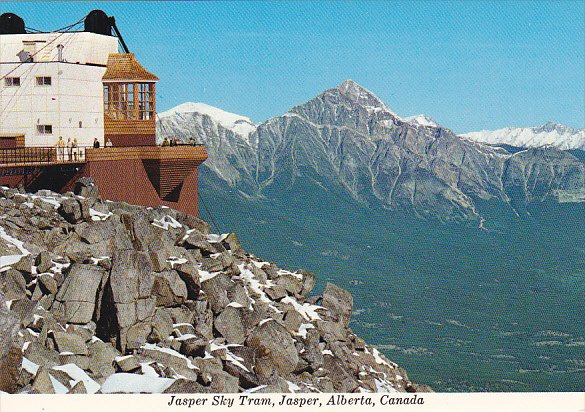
<box><xmin>158</xmin><ymin>80</ymin><xmax>585</xmax><ymax>221</ymax></box>
<box><xmin>462</xmin><ymin>122</ymin><xmax>585</xmax><ymax>151</ymax></box>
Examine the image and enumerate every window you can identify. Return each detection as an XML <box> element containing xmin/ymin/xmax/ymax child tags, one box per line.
<box><xmin>79</xmin><ymin>121</ymin><xmax>83</xmax><ymax>128</ymax></box>
<box><xmin>4</xmin><ymin>77</ymin><xmax>20</xmax><ymax>87</ymax></box>
<box><xmin>36</xmin><ymin>76</ymin><xmax>51</xmax><ymax>86</ymax></box>
<box><xmin>36</xmin><ymin>125</ymin><xmax>53</xmax><ymax>135</ymax></box>
<box><xmin>104</xmin><ymin>82</ymin><xmax>155</xmax><ymax>120</ymax></box>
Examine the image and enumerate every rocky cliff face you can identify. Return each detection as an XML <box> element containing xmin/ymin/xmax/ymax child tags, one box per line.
<box><xmin>0</xmin><ymin>185</ymin><xmax>429</xmax><ymax>394</ymax></box>
<box><xmin>157</xmin><ymin>80</ymin><xmax>585</xmax><ymax>221</ymax></box>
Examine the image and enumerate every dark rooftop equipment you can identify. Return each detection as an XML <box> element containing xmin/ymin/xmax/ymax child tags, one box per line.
<box><xmin>84</xmin><ymin>9</ymin><xmax>130</xmax><ymax>53</ymax></box>
<box><xmin>0</xmin><ymin>13</ymin><xmax>26</xmax><ymax>35</ymax></box>
<box><xmin>84</xmin><ymin>9</ymin><xmax>112</xmax><ymax>36</ymax></box>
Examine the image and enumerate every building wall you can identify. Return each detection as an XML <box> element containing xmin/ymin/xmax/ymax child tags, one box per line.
<box><xmin>0</xmin><ymin>62</ymin><xmax>107</xmax><ymax>147</ymax></box>
<box><xmin>0</xmin><ymin>31</ymin><xmax>119</xmax><ymax>148</ymax></box>
<box><xmin>0</xmin><ymin>32</ymin><xmax>118</xmax><ymax>65</ymax></box>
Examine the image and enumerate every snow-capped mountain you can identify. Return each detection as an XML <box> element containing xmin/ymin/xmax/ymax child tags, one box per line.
<box><xmin>159</xmin><ymin>102</ymin><xmax>257</xmax><ymax>141</ymax></box>
<box><xmin>404</xmin><ymin>114</ymin><xmax>441</xmax><ymax>128</ymax></box>
<box><xmin>158</xmin><ymin>80</ymin><xmax>585</xmax><ymax>220</ymax></box>
<box><xmin>461</xmin><ymin>122</ymin><xmax>585</xmax><ymax>150</ymax></box>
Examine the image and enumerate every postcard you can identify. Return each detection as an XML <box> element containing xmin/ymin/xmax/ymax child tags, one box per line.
<box><xmin>0</xmin><ymin>2</ymin><xmax>583</xmax><ymax>411</ymax></box>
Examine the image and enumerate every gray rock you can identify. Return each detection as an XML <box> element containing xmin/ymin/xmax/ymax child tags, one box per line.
<box><xmin>275</xmin><ymin>274</ymin><xmax>303</xmax><ymax>295</ymax></box>
<box><xmin>150</xmin><ymin>308</ymin><xmax>174</xmax><ymax>343</ymax></box>
<box><xmin>114</xmin><ymin>355</ymin><xmax>141</xmax><ymax>372</ymax></box>
<box><xmin>74</xmin><ymin>177</ymin><xmax>99</xmax><ymax>199</ymax></box>
<box><xmin>58</xmin><ymin>353</ymin><xmax>90</xmax><ymax>370</ymax></box>
<box><xmin>50</xmin><ymin>331</ymin><xmax>88</xmax><ymax>355</ymax></box>
<box><xmin>163</xmin><ymin>378</ymin><xmax>211</xmax><ymax>393</ymax></box>
<box><xmin>0</xmin><ymin>269</ymin><xmax>27</xmax><ymax>301</ymax></box>
<box><xmin>214</xmin><ymin>306</ymin><xmax>247</xmax><ymax>345</ymax></box>
<box><xmin>68</xmin><ymin>380</ymin><xmax>88</xmax><ymax>394</ymax></box>
<box><xmin>298</xmin><ymin>270</ymin><xmax>316</xmax><ymax>296</ymax></box>
<box><xmin>246</xmin><ymin>319</ymin><xmax>299</xmax><ymax>377</ymax></box>
<box><xmin>201</xmin><ymin>273</ymin><xmax>233</xmax><ymax>314</ymax></box>
<box><xmin>179</xmin><ymin>336</ymin><xmax>208</xmax><ymax>358</ymax></box>
<box><xmin>139</xmin><ymin>345</ymin><xmax>199</xmax><ymax>381</ymax></box>
<box><xmin>109</xmin><ymin>250</ymin><xmax>155</xmax><ymax>350</ymax></box>
<box><xmin>174</xmin><ymin>263</ymin><xmax>201</xmax><ymax>300</ymax></box>
<box><xmin>53</xmin><ymin>264</ymin><xmax>106</xmax><ymax>324</ymax></box>
<box><xmin>322</xmin><ymin>283</ymin><xmax>353</xmax><ymax>327</ymax></box>
<box><xmin>88</xmin><ymin>340</ymin><xmax>120</xmax><ymax>378</ymax></box>
<box><xmin>152</xmin><ymin>270</ymin><xmax>188</xmax><ymax>307</ymax></box>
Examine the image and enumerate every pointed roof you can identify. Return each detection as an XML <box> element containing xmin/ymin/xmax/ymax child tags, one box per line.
<box><xmin>102</xmin><ymin>53</ymin><xmax>159</xmax><ymax>82</ymax></box>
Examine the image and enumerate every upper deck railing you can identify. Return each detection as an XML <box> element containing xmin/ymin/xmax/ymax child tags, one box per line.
<box><xmin>0</xmin><ymin>143</ymin><xmax>206</xmax><ymax>167</ymax></box>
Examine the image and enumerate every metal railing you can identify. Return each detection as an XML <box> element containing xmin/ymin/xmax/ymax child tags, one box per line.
<box><xmin>0</xmin><ymin>146</ymin><xmax>89</xmax><ymax>165</ymax></box>
<box><xmin>0</xmin><ymin>143</ymin><xmax>206</xmax><ymax>166</ymax></box>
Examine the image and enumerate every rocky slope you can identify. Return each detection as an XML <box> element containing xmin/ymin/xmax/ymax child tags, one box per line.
<box><xmin>462</xmin><ymin>122</ymin><xmax>585</xmax><ymax>151</ymax></box>
<box><xmin>157</xmin><ymin>80</ymin><xmax>585</xmax><ymax>220</ymax></box>
<box><xmin>0</xmin><ymin>183</ymin><xmax>429</xmax><ymax>394</ymax></box>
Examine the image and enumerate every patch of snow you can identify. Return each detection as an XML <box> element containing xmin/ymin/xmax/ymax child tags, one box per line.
<box><xmin>114</xmin><ymin>355</ymin><xmax>135</xmax><ymax>362</ymax></box>
<box><xmin>53</xmin><ymin>364</ymin><xmax>100</xmax><ymax>394</ymax></box>
<box><xmin>5</xmin><ymin>299</ymin><xmax>14</xmax><ymax>310</ymax></box>
<box><xmin>280</xmin><ymin>296</ymin><xmax>323</xmax><ymax>321</ymax></box>
<box><xmin>166</xmin><ymin>256</ymin><xmax>188</xmax><ymax>268</ymax></box>
<box><xmin>100</xmin><ymin>373</ymin><xmax>175</xmax><ymax>394</ymax></box>
<box><xmin>141</xmin><ymin>343</ymin><xmax>198</xmax><ymax>370</ymax></box>
<box><xmin>227</xmin><ymin>302</ymin><xmax>244</xmax><ymax>308</ymax></box>
<box><xmin>322</xmin><ymin>349</ymin><xmax>333</xmax><ymax>356</ymax></box>
<box><xmin>199</xmin><ymin>269</ymin><xmax>221</xmax><ymax>282</ymax></box>
<box><xmin>207</xmin><ymin>233</ymin><xmax>229</xmax><ymax>243</ymax></box>
<box><xmin>22</xmin><ymin>357</ymin><xmax>39</xmax><ymax>375</ymax></box>
<box><xmin>49</xmin><ymin>374</ymin><xmax>69</xmax><ymax>394</ymax></box>
<box><xmin>0</xmin><ymin>226</ymin><xmax>31</xmax><ymax>268</ymax></box>
<box><xmin>152</xmin><ymin>216</ymin><xmax>182</xmax><ymax>230</ymax></box>
<box><xmin>287</xmin><ymin>381</ymin><xmax>301</xmax><ymax>392</ymax></box>
<box><xmin>89</xmin><ymin>209</ymin><xmax>112</xmax><ymax>221</ymax></box>
<box><xmin>296</xmin><ymin>323</ymin><xmax>315</xmax><ymax>339</ymax></box>
<box><xmin>140</xmin><ymin>362</ymin><xmax>161</xmax><ymax>378</ymax></box>
<box><xmin>89</xmin><ymin>256</ymin><xmax>109</xmax><ymax>265</ymax></box>
<box><xmin>404</xmin><ymin>114</ymin><xmax>441</xmax><ymax>128</ymax></box>
<box><xmin>374</xmin><ymin>378</ymin><xmax>398</xmax><ymax>393</ymax></box>
<box><xmin>242</xmin><ymin>385</ymin><xmax>268</xmax><ymax>393</ymax></box>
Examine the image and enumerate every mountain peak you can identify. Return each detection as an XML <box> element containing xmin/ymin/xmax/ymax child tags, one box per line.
<box><xmin>333</xmin><ymin>80</ymin><xmax>399</xmax><ymax>118</ymax></box>
<box><xmin>404</xmin><ymin>114</ymin><xmax>441</xmax><ymax>128</ymax></box>
<box><xmin>158</xmin><ymin>102</ymin><xmax>256</xmax><ymax>138</ymax></box>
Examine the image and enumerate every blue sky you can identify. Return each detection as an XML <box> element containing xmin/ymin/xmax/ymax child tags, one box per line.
<box><xmin>4</xmin><ymin>1</ymin><xmax>584</xmax><ymax>133</ymax></box>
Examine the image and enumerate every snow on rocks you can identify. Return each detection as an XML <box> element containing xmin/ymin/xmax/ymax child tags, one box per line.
<box><xmin>0</xmin><ymin>186</ymin><xmax>426</xmax><ymax>394</ymax></box>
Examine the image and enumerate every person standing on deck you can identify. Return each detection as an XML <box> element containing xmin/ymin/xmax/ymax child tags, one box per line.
<box><xmin>66</xmin><ymin>138</ymin><xmax>72</xmax><ymax>161</ymax></box>
<box><xmin>105</xmin><ymin>138</ymin><xmax>113</xmax><ymax>147</ymax></box>
<box><xmin>72</xmin><ymin>138</ymin><xmax>78</xmax><ymax>161</ymax></box>
<box><xmin>93</xmin><ymin>138</ymin><xmax>100</xmax><ymax>149</ymax></box>
<box><xmin>56</xmin><ymin>136</ymin><xmax>65</xmax><ymax>161</ymax></box>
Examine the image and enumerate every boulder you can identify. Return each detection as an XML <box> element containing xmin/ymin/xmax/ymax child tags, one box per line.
<box><xmin>88</xmin><ymin>340</ymin><xmax>120</xmax><ymax>378</ymax></box>
<box><xmin>174</xmin><ymin>263</ymin><xmax>201</xmax><ymax>300</ymax></box>
<box><xmin>50</xmin><ymin>331</ymin><xmax>88</xmax><ymax>356</ymax></box>
<box><xmin>246</xmin><ymin>319</ymin><xmax>299</xmax><ymax>377</ymax></box>
<box><xmin>114</xmin><ymin>355</ymin><xmax>141</xmax><ymax>372</ymax></box>
<box><xmin>53</xmin><ymin>264</ymin><xmax>106</xmax><ymax>324</ymax></box>
<box><xmin>298</xmin><ymin>270</ymin><xmax>316</xmax><ymax>296</ymax></box>
<box><xmin>163</xmin><ymin>378</ymin><xmax>211</xmax><ymax>393</ymax></box>
<box><xmin>0</xmin><ymin>269</ymin><xmax>27</xmax><ymax>301</ymax></box>
<box><xmin>214</xmin><ymin>306</ymin><xmax>247</xmax><ymax>345</ymax></box>
<box><xmin>152</xmin><ymin>270</ymin><xmax>188</xmax><ymax>307</ymax></box>
<box><xmin>74</xmin><ymin>177</ymin><xmax>99</xmax><ymax>199</ymax></box>
<box><xmin>109</xmin><ymin>250</ymin><xmax>155</xmax><ymax>350</ymax></box>
<box><xmin>322</xmin><ymin>283</ymin><xmax>353</xmax><ymax>327</ymax></box>
<box><xmin>200</xmin><ymin>273</ymin><xmax>233</xmax><ymax>314</ymax></box>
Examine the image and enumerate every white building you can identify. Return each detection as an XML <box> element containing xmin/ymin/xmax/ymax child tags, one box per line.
<box><xmin>0</xmin><ymin>31</ymin><xmax>119</xmax><ymax>147</ymax></box>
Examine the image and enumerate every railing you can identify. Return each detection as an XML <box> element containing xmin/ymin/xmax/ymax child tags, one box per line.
<box><xmin>0</xmin><ymin>143</ymin><xmax>206</xmax><ymax>166</ymax></box>
<box><xmin>0</xmin><ymin>146</ymin><xmax>89</xmax><ymax>165</ymax></box>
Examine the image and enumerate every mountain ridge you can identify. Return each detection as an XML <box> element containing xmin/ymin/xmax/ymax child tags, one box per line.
<box><xmin>157</xmin><ymin>80</ymin><xmax>585</xmax><ymax>221</ymax></box>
